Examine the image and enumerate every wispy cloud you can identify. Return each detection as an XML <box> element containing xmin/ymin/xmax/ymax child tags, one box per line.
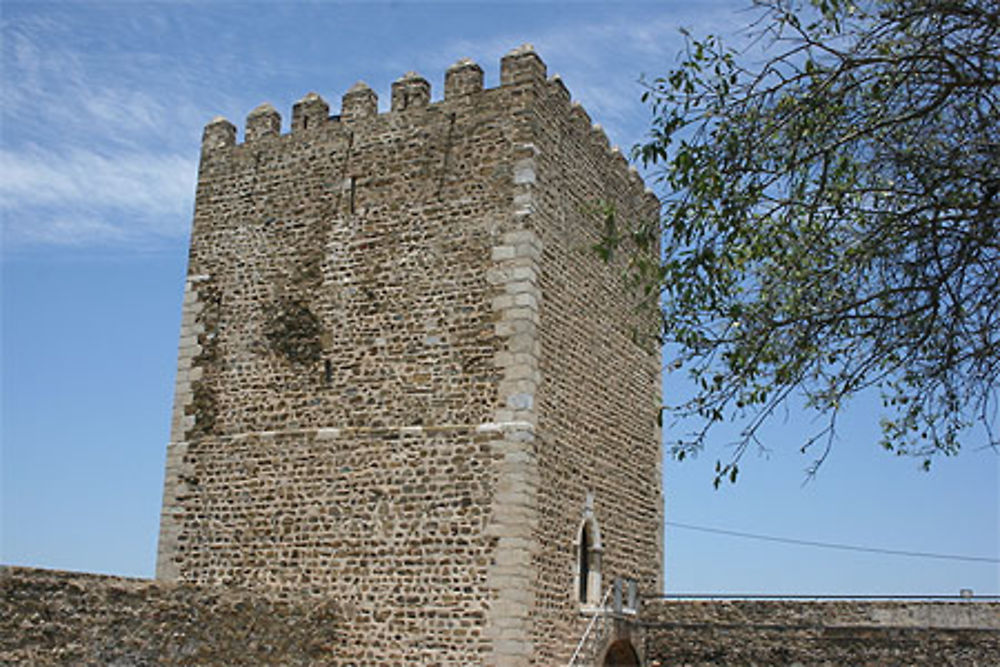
<box><xmin>0</xmin><ymin>1</ymin><xmax>751</xmax><ymax>252</ymax></box>
<box><xmin>0</xmin><ymin>148</ymin><xmax>194</xmax><ymax>214</ymax></box>
<box><xmin>0</xmin><ymin>147</ymin><xmax>196</xmax><ymax>245</ymax></box>
<box><xmin>9</xmin><ymin>214</ymin><xmax>133</xmax><ymax>247</ymax></box>
<box><xmin>1</xmin><ymin>8</ymin><xmax>232</xmax><ymax>251</ymax></box>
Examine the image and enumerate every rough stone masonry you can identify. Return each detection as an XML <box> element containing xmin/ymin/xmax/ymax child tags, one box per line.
<box><xmin>155</xmin><ymin>44</ymin><xmax>664</xmax><ymax>665</ymax></box>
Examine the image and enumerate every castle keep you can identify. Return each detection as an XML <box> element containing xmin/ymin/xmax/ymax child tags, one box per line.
<box><xmin>156</xmin><ymin>45</ymin><xmax>664</xmax><ymax>664</ymax></box>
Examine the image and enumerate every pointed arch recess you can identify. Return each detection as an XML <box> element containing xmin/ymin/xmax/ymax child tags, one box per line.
<box><xmin>573</xmin><ymin>510</ymin><xmax>603</xmax><ymax>607</ymax></box>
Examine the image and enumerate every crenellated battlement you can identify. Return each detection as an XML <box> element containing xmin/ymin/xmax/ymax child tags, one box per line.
<box><xmin>199</xmin><ymin>44</ymin><xmax>658</xmax><ymax>208</ymax></box>
<box><xmin>200</xmin><ymin>44</ymin><xmax>546</xmax><ymax>151</ymax></box>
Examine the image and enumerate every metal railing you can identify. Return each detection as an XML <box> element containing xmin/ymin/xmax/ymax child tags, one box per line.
<box><xmin>567</xmin><ymin>585</ymin><xmax>613</xmax><ymax>667</ymax></box>
<box><xmin>644</xmin><ymin>593</ymin><xmax>1000</xmax><ymax>601</ymax></box>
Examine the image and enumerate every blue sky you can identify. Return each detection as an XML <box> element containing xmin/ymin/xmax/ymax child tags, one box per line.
<box><xmin>2</xmin><ymin>0</ymin><xmax>997</xmax><ymax>596</ymax></box>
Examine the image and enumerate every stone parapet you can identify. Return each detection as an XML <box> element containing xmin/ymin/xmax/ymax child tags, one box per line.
<box><xmin>640</xmin><ymin>598</ymin><xmax>1000</xmax><ymax>665</ymax></box>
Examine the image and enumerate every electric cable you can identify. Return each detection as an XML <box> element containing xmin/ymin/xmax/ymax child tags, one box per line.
<box><xmin>665</xmin><ymin>520</ymin><xmax>1000</xmax><ymax>563</ymax></box>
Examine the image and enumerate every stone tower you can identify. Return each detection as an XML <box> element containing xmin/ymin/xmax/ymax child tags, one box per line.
<box><xmin>157</xmin><ymin>45</ymin><xmax>662</xmax><ymax>664</ymax></box>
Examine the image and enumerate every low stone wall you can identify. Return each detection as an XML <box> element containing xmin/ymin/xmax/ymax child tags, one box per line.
<box><xmin>7</xmin><ymin>567</ymin><xmax>1000</xmax><ymax>665</ymax></box>
<box><xmin>640</xmin><ymin>598</ymin><xmax>1000</xmax><ymax>666</ymax></box>
<box><xmin>0</xmin><ymin>567</ymin><xmax>340</xmax><ymax>665</ymax></box>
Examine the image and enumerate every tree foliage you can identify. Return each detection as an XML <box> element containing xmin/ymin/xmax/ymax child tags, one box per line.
<box><xmin>632</xmin><ymin>0</ymin><xmax>999</xmax><ymax>484</ymax></box>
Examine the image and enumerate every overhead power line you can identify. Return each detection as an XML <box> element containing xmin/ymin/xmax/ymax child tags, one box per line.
<box><xmin>665</xmin><ymin>520</ymin><xmax>1000</xmax><ymax>564</ymax></box>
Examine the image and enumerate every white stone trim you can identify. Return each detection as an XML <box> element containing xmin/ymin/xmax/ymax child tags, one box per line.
<box><xmin>484</xmin><ymin>147</ymin><xmax>543</xmax><ymax>665</ymax></box>
<box><xmin>168</xmin><ymin>276</ymin><xmax>207</xmax><ymax>443</ymax></box>
<box><xmin>157</xmin><ymin>273</ymin><xmax>209</xmax><ymax>581</ymax></box>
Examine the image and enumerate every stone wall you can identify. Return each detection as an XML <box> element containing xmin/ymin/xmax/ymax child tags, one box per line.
<box><xmin>640</xmin><ymin>598</ymin><xmax>1000</xmax><ymax>665</ymax></box>
<box><xmin>0</xmin><ymin>567</ymin><xmax>340</xmax><ymax>665</ymax></box>
<box><xmin>10</xmin><ymin>568</ymin><xmax>998</xmax><ymax>666</ymax></box>
<box><xmin>518</xmin><ymin>54</ymin><xmax>665</xmax><ymax>663</ymax></box>
<box><xmin>156</xmin><ymin>46</ymin><xmax>663</xmax><ymax>664</ymax></box>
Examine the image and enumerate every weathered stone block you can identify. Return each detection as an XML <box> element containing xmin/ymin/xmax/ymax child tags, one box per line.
<box><xmin>444</xmin><ymin>58</ymin><xmax>484</xmax><ymax>99</ymax></box>
<box><xmin>246</xmin><ymin>103</ymin><xmax>281</xmax><ymax>142</ymax></box>
<box><xmin>390</xmin><ymin>71</ymin><xmax>431</xmax><ymax>111</ymax></box>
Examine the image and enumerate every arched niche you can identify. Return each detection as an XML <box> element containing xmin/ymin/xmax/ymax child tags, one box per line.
<box><xmin>602</xmin><ymin>638</ymin><xmax>640</xmax><ymax>666</ymax></box>
<box><xmin>573</xmin><ymin>507</ymin><xmax>603</xmax><ymax>607</ymax></box>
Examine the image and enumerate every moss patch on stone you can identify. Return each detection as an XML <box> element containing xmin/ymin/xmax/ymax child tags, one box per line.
<box><xmin>264</xmin><ymin>298</ymin><xmax>323</xmax><ymax>365</ymax></box>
